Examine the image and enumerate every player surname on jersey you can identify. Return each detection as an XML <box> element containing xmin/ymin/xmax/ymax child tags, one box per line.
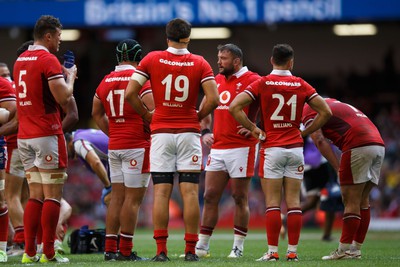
<box><xmin>273</xmin><ymin>122</ymin><xmax>293</xmax><ymax>128</ymax></box>
<box><xmin>19</xmin><ymin>100</ymin><xmax>32</xmax><ymax>106</ymax></box>
<box><xmin>163</xmin><ymin>102</ymin><xmax>183</xmax><ymax>107</ymax></box>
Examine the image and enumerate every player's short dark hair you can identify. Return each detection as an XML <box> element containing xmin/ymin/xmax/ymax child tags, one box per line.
<box><xmin>33</xmin><ymin>15</ymin><xmax>62</xmax><ymax>40</ymax></box>
<box><xmin>17</xmin><ymin>40</ymin><xmax>34</xmax><ymax>56</ymax></box>
<box><xmin>166</xmin><ymin>18</ymin><xmax>191</xmax><ymax>43</ymax></box>
<box><xmin>272</xmin><ymin>44</ymin><xmax>294</xmax><ymax>66</ymax></box>
<box><xmin>116</xmin><ymin>39</ymin><xmax>142</xmax><ymax>63</ymax></box>
<box><xmin>217</xmin><ymin>43</ymin><xmax>243</xmax><ymax>63</ymax></box>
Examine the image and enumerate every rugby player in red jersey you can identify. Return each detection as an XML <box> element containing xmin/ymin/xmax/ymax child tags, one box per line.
<box><xmin>125</xmin><ymin>18</ymin><xmax>219</xmax><ymax>261</ymax></box>
<box><xmin>302</xmin><ymin>98</ymin><xmax>385</xmax><ymax>260</ymax></box>
<box><xmin>229</xmin><ymin>44</ymin><xmax>331</xmax><ymax>262</ymax></box>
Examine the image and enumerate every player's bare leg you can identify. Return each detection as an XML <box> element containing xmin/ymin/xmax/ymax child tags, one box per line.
<box><xmin>197</xmin><ymin>171</ymin><xmax>228</xmax><ymax>256</ymax></box>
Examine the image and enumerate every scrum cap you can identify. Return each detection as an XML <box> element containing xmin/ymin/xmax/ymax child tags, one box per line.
<box><xmin>116</xmin><ymin>39</ymin><xmax>142</xmax><ymax>63</ymax></box>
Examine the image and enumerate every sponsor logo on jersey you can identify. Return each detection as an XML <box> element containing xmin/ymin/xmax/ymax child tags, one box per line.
<box><xmin>265</xmin><ymin>81</ymin><xmax>301</xmax><ymax>87</ymax></box>
<box><xmin>219</xmin><ymin>91</ymin><xmax>230</xmax><ymax>104</ymax></box>
<box><xmin>105</xmin><ymin>77</ymin><xmax>130</xmax><ymax>82</ymax></box>
<box><xmin>159</xmin><ymin>59</ymin><xmax>194</xmax><ymax>67</ymax></box>
<box><xmin>192</xmin><ymin>155</ymin><xmax>199</xmax><ymax>163</ymax></box>
<box><xmin>17</xmin><ymin>56</ymin><xmax>37</xmax><ymax>61</ymax></box>
<box><xmin>45</xmin><ymin>155</ymin><xmax>53</xmax><ymax>162</ymax></box>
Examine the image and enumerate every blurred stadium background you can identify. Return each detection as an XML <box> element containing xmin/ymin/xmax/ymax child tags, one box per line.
<box><xmin>1</xmin><ymin>0</ymin><xmax>399</xmax><ymax>232</ymax></box>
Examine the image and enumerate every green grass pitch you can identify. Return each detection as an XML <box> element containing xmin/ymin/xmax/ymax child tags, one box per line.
<box><xmin>6</xmin><ymin>229</ymin><xmax>400</xmax><ymax>266</ymax></box>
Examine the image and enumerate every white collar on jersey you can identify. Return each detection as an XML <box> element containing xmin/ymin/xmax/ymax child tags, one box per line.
<box><xmin>271</xmin><ymin>69</ymin><xmax>292</xmax><ymax>76</ymax></box>
<box><xmin>115</xmin><ymin>65</ymin><xmax>135</xmax><ymax>72</ymax></box>
<box><xmin>167</xmin><ymin>47</ymin><xmax>190</xmax><ymax>55</ymax></box>
<box><xmin>28</xmin><ymin>44</ymin><xmax>49</xmax><ymax>52</ymax></box>
<box><xmin>232</xmin><ymin>66</ymin><xmax>249</xmax><ymax>78</ymax></box>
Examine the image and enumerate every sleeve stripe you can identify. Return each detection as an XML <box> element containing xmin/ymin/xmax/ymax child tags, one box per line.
<box><xmin>134</xmin><ymin>69</ymin><xmax>149</xmax><ymax>79</ymax></box>
<box><xmin>48</xmin><ymin>74</ymin><xmax>64</xmax><ymax>81</ymax></box>
<box><xmin>131</xmin><ymin>72</ymin><xmax>148</xmax><ymax>86</ymax></box>
<box><xmin>140</xmin><ymin>89</ymin><xmax>152</xmax><ymax>98</ymax></box>
<box><xmin>307</xmin><ymin>93</ymin><xmax>319</xmax><ymax>102</ymax></box>
<box><xmin>201</xmin><ymin>76</ymin><xmax>215</xmax><ymax>84</ymax></box>
<box><xmin>94</xmin><ymin>93</ymin><xmax>100</xmax><ymax>99</ymax></box>
<box><xmin>244</xmin><ymin>89</ymin><xmax>256</xmax><ymax>101</ymax></box>
<box><xmin>0</xmin><ymin>97</ymin><xmax>16</xmax><ymax>102</ymax></box>
<box><xmin>303</xmin><ymin>118</ymin><xmax>314</xmax><ymax>127</ymax></box>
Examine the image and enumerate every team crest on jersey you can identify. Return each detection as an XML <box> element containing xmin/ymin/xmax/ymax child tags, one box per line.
<box><xmin>192</xmin><ymin>155</ymin><xmax>199</xmax><ymax>163</ymax></box>
<box><xmin>236</xmin><ymin>83</ymin><xmax>242</xmax><ymax>91</ymax></box>
<box><xmin>45</xmin><ymin>155</ymin><xmax>53</xmax><ymax>162</ymax></box>
<box><xmin>219</xmin><ymin>91</ymin><xmax>231</xmax><ymax>104</ymax></box>
<box><xmin>130</xmin><ymin>159</ymin><xmax>138</xmax><ymax>167</ymax></box>
<box><xmin>239</xmin><ymin>166</ymin><xmax>243</xmax><ymax>172</ymax></box>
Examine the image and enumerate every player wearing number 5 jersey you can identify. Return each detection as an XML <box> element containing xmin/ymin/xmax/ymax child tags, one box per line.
<box><xmin>13</xmin><ymin>15</ymin><xmax>77</xmax><ymax>264</ymax></box>
<box><xmin>92</xmin><ymin>39</ymin><xmax>153</xmax><ymax>261</ymax></box>
<box><xmin>126</xmin><ymin>18</ymin><xmax>219</xmax><ymax>262</ymax></box>
<box><xmin>229</xmin><ymin>44</ymin><xmax>331</xmax><ymax>262</ymax></box>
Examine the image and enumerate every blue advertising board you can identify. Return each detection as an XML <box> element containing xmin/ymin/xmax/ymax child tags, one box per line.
<box><xmin>0</xmin><ymin>0</ymin><xmax>399</xmax><ymax>27</ymax></box>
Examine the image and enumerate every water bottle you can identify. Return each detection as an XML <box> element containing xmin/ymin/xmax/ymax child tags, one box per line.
<box><xmin>63</xmin><ymin>50</ymin><xmax>75</xmax><ymax>68</ymax></box>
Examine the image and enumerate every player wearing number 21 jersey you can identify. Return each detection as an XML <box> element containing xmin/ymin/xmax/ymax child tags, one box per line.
<box><xmin>229</xmin><ymin>44</ymin><xmax>331</xmax><ymax>262</ymax></box>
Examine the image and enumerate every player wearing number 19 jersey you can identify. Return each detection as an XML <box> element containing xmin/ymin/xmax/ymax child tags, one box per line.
<box><xmin>93</xmin><ymin>39</ymin><xmax>153</xmax><ymax>261</ymax></box>
<box><xmin>229</xmin><ymin>44</ymin><xmax>331</xmax><ymax>262</ymax></box>
<box><xmin>126</xmin><ymin>18</ymin><xmax>219</xmax><ymax>261</ymax></box>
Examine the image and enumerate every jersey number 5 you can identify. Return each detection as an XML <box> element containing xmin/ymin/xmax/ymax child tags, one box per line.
<box><xmin>18</xmin><ymin>70</ymin><xmax>28</xmax><ymax>98</ymax></box>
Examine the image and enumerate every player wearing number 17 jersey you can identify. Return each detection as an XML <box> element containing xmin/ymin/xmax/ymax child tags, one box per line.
<box><xmin>126</xmin><ymin>18</ymin><xmax>219</xmax><ymax>262</ymax></box>
<box><xmin>92</xmin><ymin>39</ymin><xmax>153</xmax><ymax>261</ymax></box>
<box><xmin>229</xmin><ymin>44</ymin><xmax>331</xmax><ymax>262</ymax></box>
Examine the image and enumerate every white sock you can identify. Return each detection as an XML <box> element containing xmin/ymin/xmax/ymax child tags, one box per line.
<box><xmin>287</xmin><ymin>244</ymin><xmax>297</xmax><ymax>253</ymax></box>
<box><xmin>197</xmin><ymin>234</ymin><xmax>211</xmax><ymax>250</ymax></box>
<box><xmin>351</xmin><ymin>240</ymin><xmax>362</xmax><ymax>251</ymax></box>
<box><xmin>338</xmin><ymin>242</ymin><xmax>351</xmax><ymax>252</ymax></box>
<box><xmin>233</xmin><ymin>234</ymin><xmax>245</xmax><ymax>251</ymax></box>
<box><xmin>0</xmin><ymin>241</ymin><xmax>6</xmax><ymax>252</ymax></box>
<box><xmin>268</xmin><ymin>245</ymin><xmax>278</xmax><ymax>253</ymax></box>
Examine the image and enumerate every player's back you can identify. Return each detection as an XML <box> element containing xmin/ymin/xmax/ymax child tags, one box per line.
<box><xmin>251</xmin><ymin>71</ymin><xmax>317</xmax><ymax>148</ymax></box>
<box><xmin>96</xmin><ymin>67</ymin><xmax>150</xmax><ymax>149</ymax></box>
<box><xmin>136</xmin><ymin>48</ymin><xmax>214</xmax><ymax>133</ymax></box>
<box><xmin>14</xmin><ymin>48</ymin><xmax>64</xmax><ymax>138</ymax></box>
<box><xmin>304</xmin><ymin>98</ymin><xmax>384</xmax><ymax>151</ymax></box>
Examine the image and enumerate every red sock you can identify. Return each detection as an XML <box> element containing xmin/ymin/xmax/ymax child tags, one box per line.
<box><xmin>340</xmin><ymin>213</ymin><xmax>361</xmax><ymax>244</ymax></box>
<box><xmin>199</xmin><ymin>225</ymin><xmax>214</xmax><ymax>236</ymax></box>
<box><xmin>0</xmin><ymin>207</ymin><xmax>9</xmax><ymax>242</ymax></box>
<box><xmin>153</xmin><ymin>229</ymin><xmax>168</xmax><ymax>255</ymax></box>
<box><xmin>234</xmin><ymin>225</ymin><xmax>248</xmax><ymax>237</ymax></box>
<box><xmin>105</xmin><ymin>235</ymin><xmax>118</xmax><ymax>253</ymax></box>
<box><xmin>287</xmin><ymin>208</ymin><xmax>302</xmax><ymax>246</ymax></box>
<box><xmin>184</xmin><ymin>233</ymin><xmax>198</xmax><ymax>254</ymax></box>
<box><xmin>13</xmin><ymin>226</ymin><xmax>25</xmax><ymax>244</ymax></box>
<box><xmin>119</xmin><ymin>232</ymin><xmax>133</xmax><ymax>256</ymax></box>
<box><xmin>354</xmin><ymin>207</ymin><xmax>370</xmax><ymax>244</ymax></box>
<box><xmin>265</xmin><ymin>207</ymin><xmax>281</xmax><ymax>246</ymax></box>
<box><xmin>36</xmin><ymin>222</ymin><xmax>42</xmax><ymax>246</ymax></box>
<box><xmin>42</xmin><ymin>199</ymin><xmax>60</xmax><ymax>259</ymax></box>
<box><xmin>24</xmin><ymin>199</ymin><xmax>43</xmax><ymax>257</ymax></box>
